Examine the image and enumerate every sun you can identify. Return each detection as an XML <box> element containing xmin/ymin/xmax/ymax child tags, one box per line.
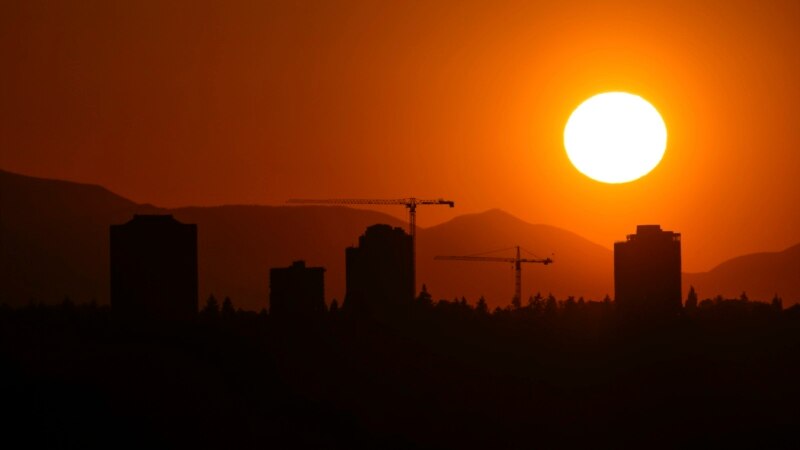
<box><xmin>564</xmin><ymin>92</ymin><xmax>667</xmax><ymax>184</ymax></box>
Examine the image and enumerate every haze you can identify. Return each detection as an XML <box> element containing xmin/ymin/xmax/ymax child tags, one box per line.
<box><xmin>2</xmin><ymin>0</ymin><xmax>799</xmax><ymax>272</ymax></box>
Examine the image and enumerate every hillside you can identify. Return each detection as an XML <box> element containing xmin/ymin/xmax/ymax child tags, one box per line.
<box><xmin>0</xmin><ymin>169</ymin><xmax>156</xmax><ymax>304</ymax></box>
<box><xmin>417</xmin><ymin>209</ymin><xmax>614</xmax><ymax>304</ymax></box>
<box><xmin>0</xmin><ymin>169</ymin><xmax>406</xmax><ymax>309</ymax></box>
<box><xmin>170</xmin><ymin>205</ymin><xmax>406</xmax><ymax>309</ymax></box>
<box><xmin>4</xmin><ymin>169</ymin><xmax>798</xmax><ymax>310</ymax></box>
<box><xmin>683</xmin><ymin>244</ymin><xmax>800</xmax><ymax>303</ymax></box>
<box><xmin>1</xmin><ymin>170</ymin><xmax>617</xmax><ymax>309</ymax></box>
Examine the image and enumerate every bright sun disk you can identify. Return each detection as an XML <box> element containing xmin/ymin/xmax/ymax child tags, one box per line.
<box><xmin>564</xmin><ymin>92</ymin><xmax>667</xmax><ymax>184</ymax></box>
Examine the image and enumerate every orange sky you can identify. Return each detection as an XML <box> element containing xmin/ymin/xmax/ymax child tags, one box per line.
<box><xmin>2</xmin><ymin>0</ymin><xmax>799</xmax><ymax>272</ymax></box>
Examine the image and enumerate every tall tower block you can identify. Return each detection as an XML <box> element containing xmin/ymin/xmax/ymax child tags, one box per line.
<box><xmin>344</xmin><ymin>224</ymin><xmax>413</xmax><ymax>315</ymax></box>
<box><xmin>110</xmin><ymin>215</ymin><xmax>198</xmax><ymax>320</ymax></box>
<box><xmin>614</xmin><ymin>225</ymin><xmax>681</xmax><ymax>316</ymax></box>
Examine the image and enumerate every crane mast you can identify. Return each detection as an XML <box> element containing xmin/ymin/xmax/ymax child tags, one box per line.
<box><xmin>435</xmin><ymin>246</ymin><xmax>552</xmax><ymax>305</ymax></box>
<box><xmin>287</xmin><ymin>197</ymin><xmax>455</xmax><ymax>294</ymax></box>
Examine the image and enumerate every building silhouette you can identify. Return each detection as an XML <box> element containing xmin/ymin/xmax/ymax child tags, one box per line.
<box><xmin>110</xmin><ymin>214</ymin><xmax>198</xmax><ymax>320</ymax></box>
<box><xmin>344</xmin><ymin>224</ymin><xmax>413</xmax><ymax>314</ymax></box>
<box><xmin>614</xmin><ymin>224</ymin><xmax>681</xmax><ymax>316</ymax></box>
<box><xmin>269</xmin><ymin>260</ymin><xmax>326</xmax><ymax>317</ymax></box>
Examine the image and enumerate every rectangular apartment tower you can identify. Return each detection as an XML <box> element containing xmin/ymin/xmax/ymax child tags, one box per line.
<box><xmin>269</xmin><ymin>260</ymin><xmax>326</xmax><ymax>316</ymax></box>
<box><xmin>614</xmin><ymin>225</ymin><xmax>681</xmax><ymax>316</ymax></box>
<box><xmin>344</xmin><ymin>224</ymin><xmax>413</xmax><ymax>315</ymax></box>
<box><xmin>110</xmin><ymin>214</ymin><xmax>198</xmax><ymax>320</ymax></box>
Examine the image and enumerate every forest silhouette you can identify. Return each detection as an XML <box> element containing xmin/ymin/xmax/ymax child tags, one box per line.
<box><xmin>3</xmin><ymin>290</ymin><xmax>800</xmax><ymax>449</ymax></box>
<box><xmin>3</xmin><ymin>171</ymin><xmax>800</xmax><ymax>448</ymax></box>
<box><xmin>4</xmin><ymin>1</ymin><xmax>800</xmax><ymax>447</ymax></box>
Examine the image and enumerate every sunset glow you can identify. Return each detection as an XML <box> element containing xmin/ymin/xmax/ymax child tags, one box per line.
<box><xmin>564</xmin><ymin>92</ymin><xmax>667</xmax><ymax>184</ymax></box>
<box><xmin>4</xmin><ymin>2</ymin><xmax>800</xmax><ymax>447</ymax></box>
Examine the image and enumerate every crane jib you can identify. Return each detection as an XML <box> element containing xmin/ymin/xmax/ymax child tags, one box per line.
<box><xmin>287</xmin><ymin>197</ymin><xmax>456</xmax><ymax>295</ymax></box>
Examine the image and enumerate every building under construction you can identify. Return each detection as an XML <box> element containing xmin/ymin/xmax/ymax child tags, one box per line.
<box><xmin>110</xmin><ymin>214</ymin><xmax>198</xmax><ymax>321</ymax></box>
<box><xmin>269</xmin><ymin>260</ymin><xmax>326</xmax><ymax>317</ymax></box>
<box><xmin>614</xmin><ymin>224</ymin><xmax>681</xmax><ymax>316</ymax></box>
<box><xmin>344</xmin><ymin>224</ymin><xmax>413</xmax><ymax>314</ymax></box>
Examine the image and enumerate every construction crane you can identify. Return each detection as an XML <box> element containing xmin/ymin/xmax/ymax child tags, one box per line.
<box><xmin>286</xmin><ymin>198</ymin><xmax>455</xmax><ymax>292</ymax></box>
<box><xmin>435</xmin><ymin>246</ymin><xmax>552</xmax><ymax>305</ymax></box>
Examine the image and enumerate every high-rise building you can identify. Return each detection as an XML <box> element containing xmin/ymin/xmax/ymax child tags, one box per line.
<box><xmin>344</xmin><ymin>224</ymin><xmax>413</xmax><ymax>314</ymax></box>
<box><xmin>110</xmin><ymin>215</ymin><xmax>198</xmax><ymax>320</ymax></box>
<box><xmin>614</xmin><ymin>224</ymin><xmax>681</xmax><ymax>316</ymax></box>
<box><xmin>269</xmin><ymin>260</ymin><xmax>325</xmax><ymax>317</ymax></box>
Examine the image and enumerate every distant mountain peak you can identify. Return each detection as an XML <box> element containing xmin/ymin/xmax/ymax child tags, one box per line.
<box><xmin>444</xmin><ymin>208</ymin><xmax>533</xmax><ymax>226</ymax></box>
<box><xmin>5</xmin><ymin>168</ymin><xmax>799</xmax><ymax>308</ymax></box>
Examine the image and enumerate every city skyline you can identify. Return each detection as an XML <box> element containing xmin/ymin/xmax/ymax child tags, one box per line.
<box><xmin>3</xmin><ymin>168</ymin><xmax>798</xmax><ymax>310</ymax></box>
<box><xmin>3</xmin><ymin>2</ymin><xmax>800</xmax><ymax>446</ymax></box>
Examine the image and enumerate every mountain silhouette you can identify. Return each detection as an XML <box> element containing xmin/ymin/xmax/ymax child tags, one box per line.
<box><xmin>417</xmin><ymin>209</ymin><xmax>613</xmax><ymax>304</ymax></box>
<box><xmin>3</xmin><ymin>169</ymin><xmax>799</xmax><ymax>309</ymax></box>
<box><xmin>683</xmin><ymin>243</ymin><xmax>800</xmax><ymax>303</ymax></box>
<box><xmin>0</xmin><ymin>169</ymin><xmax>405</xmax><ymax>309</ymax></box>
<box><xmin>168</xmin><ymin>205</ymin><xmax>406</xmax><ymax>310</ymax></box>
<box><xmin>0</xmin><ymin>169</ymin><xmax>160</xmax><ymax>305</ymax></box>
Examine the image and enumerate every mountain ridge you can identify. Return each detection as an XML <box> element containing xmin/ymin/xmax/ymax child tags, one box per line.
<box><xmin>684</xmin><ymin>243</ymin><xmax>800</xmax><ymax>302</ymax></box>
<box><xmin>2</xmin><ymin>168</ymin><xmax>799</xmax><ymax>308</ymax></box>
